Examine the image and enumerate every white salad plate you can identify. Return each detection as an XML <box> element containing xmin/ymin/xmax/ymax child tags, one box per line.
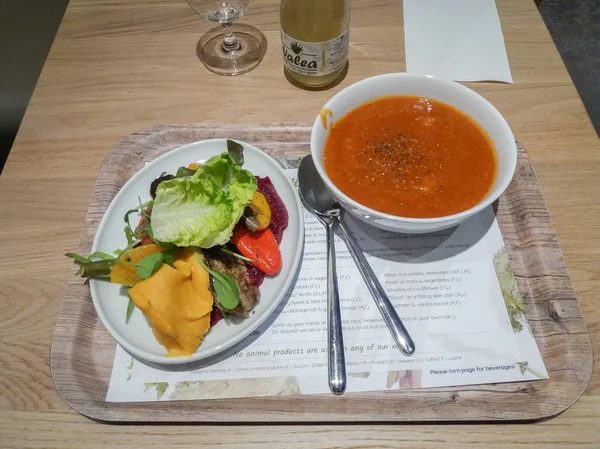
<box><xmin>90</xmin><ymin>139</ymin><xmax>304</xmax><ymax>365</ymax></box>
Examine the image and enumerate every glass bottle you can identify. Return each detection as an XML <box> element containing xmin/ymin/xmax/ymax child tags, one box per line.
<box><xmin>280</xmin><ymin>0</ymin><xmax>350</xmax><ymax>88</ymax></box>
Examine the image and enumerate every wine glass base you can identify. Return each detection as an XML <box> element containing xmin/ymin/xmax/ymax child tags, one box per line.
<box><xmin>200</xmin><ymin>32</ymin><xmax>263</xmax><ymax>76</ymax></box>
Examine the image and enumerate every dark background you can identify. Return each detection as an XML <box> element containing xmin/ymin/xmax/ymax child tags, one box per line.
<box><xmin>0</xmin><ymin>0</ymin><xmax>598</xmax><ymax>175</ymax></box>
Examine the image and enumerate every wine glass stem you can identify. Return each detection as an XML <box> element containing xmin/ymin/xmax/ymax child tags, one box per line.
<box><xmin>221</xmin><ymin>22</ymin><xmax>240</xmax><ymax>53</ymax></box>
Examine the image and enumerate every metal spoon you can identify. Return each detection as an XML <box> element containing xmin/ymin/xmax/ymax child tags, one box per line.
<box><xmin>298</xmin><ymin>155</ymin><xmax>416</xmax><ymax>357</ymax></box>
<box><xmin>298</xmin><ymin>158</ymin><xmax>346</xmax><ymax>395</ymax></box>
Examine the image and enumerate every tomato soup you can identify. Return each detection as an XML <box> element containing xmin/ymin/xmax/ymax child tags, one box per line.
<box><xmin>323</xmin><ymin>96</ymin><xmax>497</xmax><ymax>218</ymax></box>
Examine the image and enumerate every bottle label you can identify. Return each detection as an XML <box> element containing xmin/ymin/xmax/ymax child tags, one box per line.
<box><xmin>281</xmin><ymin>29</ymin><xmax>349</xmax><ymax>76</ymax></box>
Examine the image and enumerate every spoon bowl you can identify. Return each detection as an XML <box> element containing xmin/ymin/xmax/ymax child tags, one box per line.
<box><xmin>298</xmin><ymin>154</ymin><xmax>339</xmax><ymax>214</ymax></box>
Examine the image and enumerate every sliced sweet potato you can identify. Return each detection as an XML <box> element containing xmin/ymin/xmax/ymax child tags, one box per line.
<box><xmin>128</xmin><ymin>248</ymin><xmax>213</xmax><ymax>356</ymax></box>
<box><xmin>109</xmin><ymin>244</ymin><xmax>164</xmax><ymax>286</ymax></box>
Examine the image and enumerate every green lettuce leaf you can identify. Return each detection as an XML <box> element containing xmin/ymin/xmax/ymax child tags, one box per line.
<box><xmin>150</xmin><ymin>153</ymin><xmax>257</xmax><ymax>248</ymax></box>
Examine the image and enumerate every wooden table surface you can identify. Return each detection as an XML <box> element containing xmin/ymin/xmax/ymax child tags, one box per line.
<box><xmin>1</xmin><ymin>0</ymin><xmax>599</xmax><ymax>447</ymax></box>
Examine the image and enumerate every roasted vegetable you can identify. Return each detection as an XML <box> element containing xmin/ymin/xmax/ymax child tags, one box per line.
<box><xmin>195</xmin><ymin>253</ymin><xmax>240</xmax><ymax>311</ymax></box>
<box><xmin>231</xmin><ymin>227</ymin><xmax>281</xmax><ymax>275</ymax></box>
<box><xmin>129</xmin><ymin>248</ymin><xmax>213</xmax><ymax>357</ymax></box>
<box><xmin>203</xmin><ymin>248</ymin><xmax>259</xmax><ymax>317</ymax></box>
<box><xmin>248</xmin><ymin>191</ymin><xmax>271</xmax><ymax>231</ymax></box>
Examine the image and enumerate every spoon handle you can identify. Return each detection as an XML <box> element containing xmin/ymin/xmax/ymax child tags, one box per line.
<box><xmin>337</xmin><ymin>215</ymin><xmax>416</xmax><ymax>356</ymax></box>
<box><xmin>325</xmin><ymin>220</ymin><xmax>346</xmax><ymax>395</ymax></box>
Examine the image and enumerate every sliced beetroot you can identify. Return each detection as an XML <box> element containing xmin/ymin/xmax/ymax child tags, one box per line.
<box><xmin>210</xmin><ymin>307</ymin><xmax>223</xmax><ymax>327</ymax></box>
<box><xmin>256</xmin><ymin>176</ymin><xmax>288</xmax><ymax>244</ymax></box>
<box><xmin>246</xmin><ymin>263</ymin><xmax>265</xmax><ymax>287</ymax></box>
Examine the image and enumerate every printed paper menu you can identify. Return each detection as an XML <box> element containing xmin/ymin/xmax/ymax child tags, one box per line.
<box><xmin>106</xmin><ymin>169</ymin><xmax>546</xmax><ymax>402</ymax></box>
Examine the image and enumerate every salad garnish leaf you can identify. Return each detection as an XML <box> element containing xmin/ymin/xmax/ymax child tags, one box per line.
<box><xmin>125</xmin><ymin>296</ymin><xmax>135</xmax><ymax>323</ymax></box>
<box><xmin>227</xmin><ymin>139</ymin><xmax>244</xmax><ymax>166</ymax></box>
<box><xmin>219</xmin><ymin>247</ymin><xmax>255</xmax><ymax>263</ymax></box>
<box><xmin>89</xmin><ymin>251</ymin><xmax>116</xmax><ymax>260</ymax></box>
<box><xmin>151</xmin><ymin>152</ymin><xmax>257</xmax><ymax>248</ymax></box>
<box><xmin>121</xmin><ymin>238</ymin><xmax>142</xmax><ymax>255</ymax></box>
<box><xmin>76</xmin><ymin>259</ymin><xmax>115</xmax><ymax>278</ymax></box>
<box><xmin>135</xmin><ymin>252</ymin><xmax>164</xmax><ymax>280</ymax></box>
<box><xmin>66</xmin><ymin>238</ymin><xmax>161</xmax><ymax>281</ymax></box>
<box><xmin>138</xmin><ymin>197</ymin><xmax>152</xmax><ymax>219</ymax></box>
<box><xmin>124</xmin><ymin>226</ymin><xmax>135</xmax><ymax>245</ymax></box>
<box><xmin>161</xmin><ymin>248</ymin><xmax>177</xmax><ymax>267</ymax></box>
<box><xmin>124</xmin><ymin>199</ymin><xmax>153</xmax><ymax>243</ymax></box>
<box><xmin>66</xmin><ymin>251</ymin><xmax>115</xmax><ymax>264</ymax></box>
<box><xmin>66</xmin><ymin>252</ymin><xmax>116</xmax><ymax>277</ymax></box>
<box><xmin>147</xmin><ymin>222</ymin><xmax>155</xmax><ymax>240</ymax></box>
<box><xmin>194</xmin><ymin>252</ymin><xmax>240</xmax><ymax>310</ymax></box>
<box><xmin>65</xmin><ymin>252</ymin><xmax>91</xmax><ymax>264</ymax></box>
<box><xmin>176</xmin><ymin>166</ymin><xmax>197</xmax><ymax>178</ymax></box>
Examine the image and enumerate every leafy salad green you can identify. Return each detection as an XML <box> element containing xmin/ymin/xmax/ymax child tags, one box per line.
<box><xmin>151</xmin><ymin>153</ymin><xmax>257</xmax><ymax>248</ymax></box>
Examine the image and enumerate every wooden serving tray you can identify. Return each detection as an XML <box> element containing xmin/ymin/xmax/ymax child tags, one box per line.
<box><xmin>51</xmin><ymin>124</ymin><xmax>593</xmax><ymax>423</ymax></box>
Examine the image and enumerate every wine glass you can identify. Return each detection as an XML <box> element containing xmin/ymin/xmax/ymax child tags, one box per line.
<box><xmin>187</xmin><ymin>0</ymin><xmax>263</xmax><ymax>76</ymax></box>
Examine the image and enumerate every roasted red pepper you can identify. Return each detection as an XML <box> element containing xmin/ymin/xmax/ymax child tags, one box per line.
<box><xmin>232</xmin><ymin>227</ymin><xmax>281</xmax><ymax>275</ymax></box>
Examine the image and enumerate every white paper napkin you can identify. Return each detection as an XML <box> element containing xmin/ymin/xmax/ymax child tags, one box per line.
<box><xmin>403</xmin><ymin>0</ymin><xmax>513</xmax><ymax>83</ymax></box>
